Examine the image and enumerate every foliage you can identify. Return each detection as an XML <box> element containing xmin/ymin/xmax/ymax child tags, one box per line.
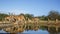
<box><xmin>0</xmin><ymin>13</ymin><xmax>9</xmax><ymax>21</ymax></box>
<box><xmin>0</xmin><ymin>10</ymin><xmax>60</xmax><ymax>21</ymax></box>
<box><xmin>24</xmin><ymin>14</ymin><xmax>34</xmax><ymax>20</ymax></box>
<box><xmin>47</xmin><ymin>10</ymin><xmax>60</xmax><ymax>20</ymax></box>
<box><xmin>38</xmin><ymin>15</ymin><xmax>48</xmax><ymax>21</ymax></box>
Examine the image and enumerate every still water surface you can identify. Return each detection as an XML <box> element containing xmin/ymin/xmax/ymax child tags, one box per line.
<box><xmin>0</xmin><ymin>29</ymin><xmax>49</xmax><ymax>34</ymax></box>
<box><xmin>0</xmin><ymin>26</ymin><xmax>60</xmax><ymax>34</ymax></box>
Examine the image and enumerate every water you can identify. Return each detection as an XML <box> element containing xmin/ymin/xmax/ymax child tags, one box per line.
<box><xmin>0</xmin><ymin>25</ymin><xmax>60</xmax><ymax>34</ymax></box>
<box><xmin>22</xmin><ymin>30</ymin><xmax>49</xmax><ymax>34</ymax></box>
<box><xmin>0</xmin><ymin>23</ymin><xmax>60</xmax><ymax>34</ymax></box>
<box><xmin>0</xmin><ymin>29</ymin><xmax>49</xmax><ymax>34</ymax></box>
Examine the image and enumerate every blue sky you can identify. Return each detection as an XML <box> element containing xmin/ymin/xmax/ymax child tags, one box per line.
<box><xmin>0</xmin><ymin>0</ymin><xmax>60</xmax><ymax>16</ymax></box>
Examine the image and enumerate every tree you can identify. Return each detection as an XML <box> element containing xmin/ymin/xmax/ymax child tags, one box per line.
<box><xmin>58</xmin><ymin>14</ymin><xmax>60</xmax><ymax>20</ymax></box>
<box><xmin>39</xmin><ymin>15</ymin><xmax>48</xmax><ymax>20</ymax></box>
<box><xmin>24</xmin><ymin>14</ymin><xmax>34</xmax><ymax>20</ymax></box>
<box><xmin>48</xmin><ymin>10</ymin><xmax>59</xmax><ymax>20</ymax></box>
<box><xmin>0</xmin><ymin>13</ymin><xmax>9</xmax><ymax>21</ymax></box>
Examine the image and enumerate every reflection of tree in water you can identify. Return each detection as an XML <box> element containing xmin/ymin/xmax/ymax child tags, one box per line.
<box><xmin>47</xmin><ymin>27</ymin><xmax>60</xmax><ymax>34</ymax></box>
<box><xmin>40</xmin><ymin>26</ymin><xmax>48</xmax><ymax>30</ymax></box>
<box><xmin>38</xmin><ymin>26</ymin><xmax>60</xmax><ymax>34</ymax></box>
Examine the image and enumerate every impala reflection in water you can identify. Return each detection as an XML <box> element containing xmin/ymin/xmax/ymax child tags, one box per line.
<box><xmin>0</xmin><ymin>23</ymin><xmax>60</xmax><ymax>34</ymax></box>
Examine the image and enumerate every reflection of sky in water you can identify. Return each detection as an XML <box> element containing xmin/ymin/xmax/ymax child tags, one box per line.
<box><xmin>0</xmin><ymin>29</ymin><xmax>7</xmax><ymax>33</ymax></box>
<box><xmin>18</xmin><ymin>30</ymin><xmax>49</xmax><ymax>34</ymax></box>
<box><xmin>0</xmin><ymin>29</ymin><xmax>49</xmax><ymax>34</ymax></box>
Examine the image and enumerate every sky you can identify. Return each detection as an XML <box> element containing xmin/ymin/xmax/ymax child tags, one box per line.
<box><xmin>0</xmin><ymin>0</ymin><xmax>60</xmax><ymax>16</ymax></box>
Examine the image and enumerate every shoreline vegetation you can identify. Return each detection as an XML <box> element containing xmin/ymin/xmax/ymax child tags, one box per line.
<box><xmin>0</xmin><ymin>10</ymin><xmax>60</xmax><ymax>33</ymax></box>
<box><xmin>0</xmin><ymin>10</ymin><xmax>60</xmax><ymax>27</ymax></box>
<box><xmin>0</xmin><ymin>10</ymin><xmax>60</xmax><ymax>24</ymax></box>
<box><xmin>0</xmin><ymin>10</ymin><xmax>60</xmax><ymax>22</ymax></box>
